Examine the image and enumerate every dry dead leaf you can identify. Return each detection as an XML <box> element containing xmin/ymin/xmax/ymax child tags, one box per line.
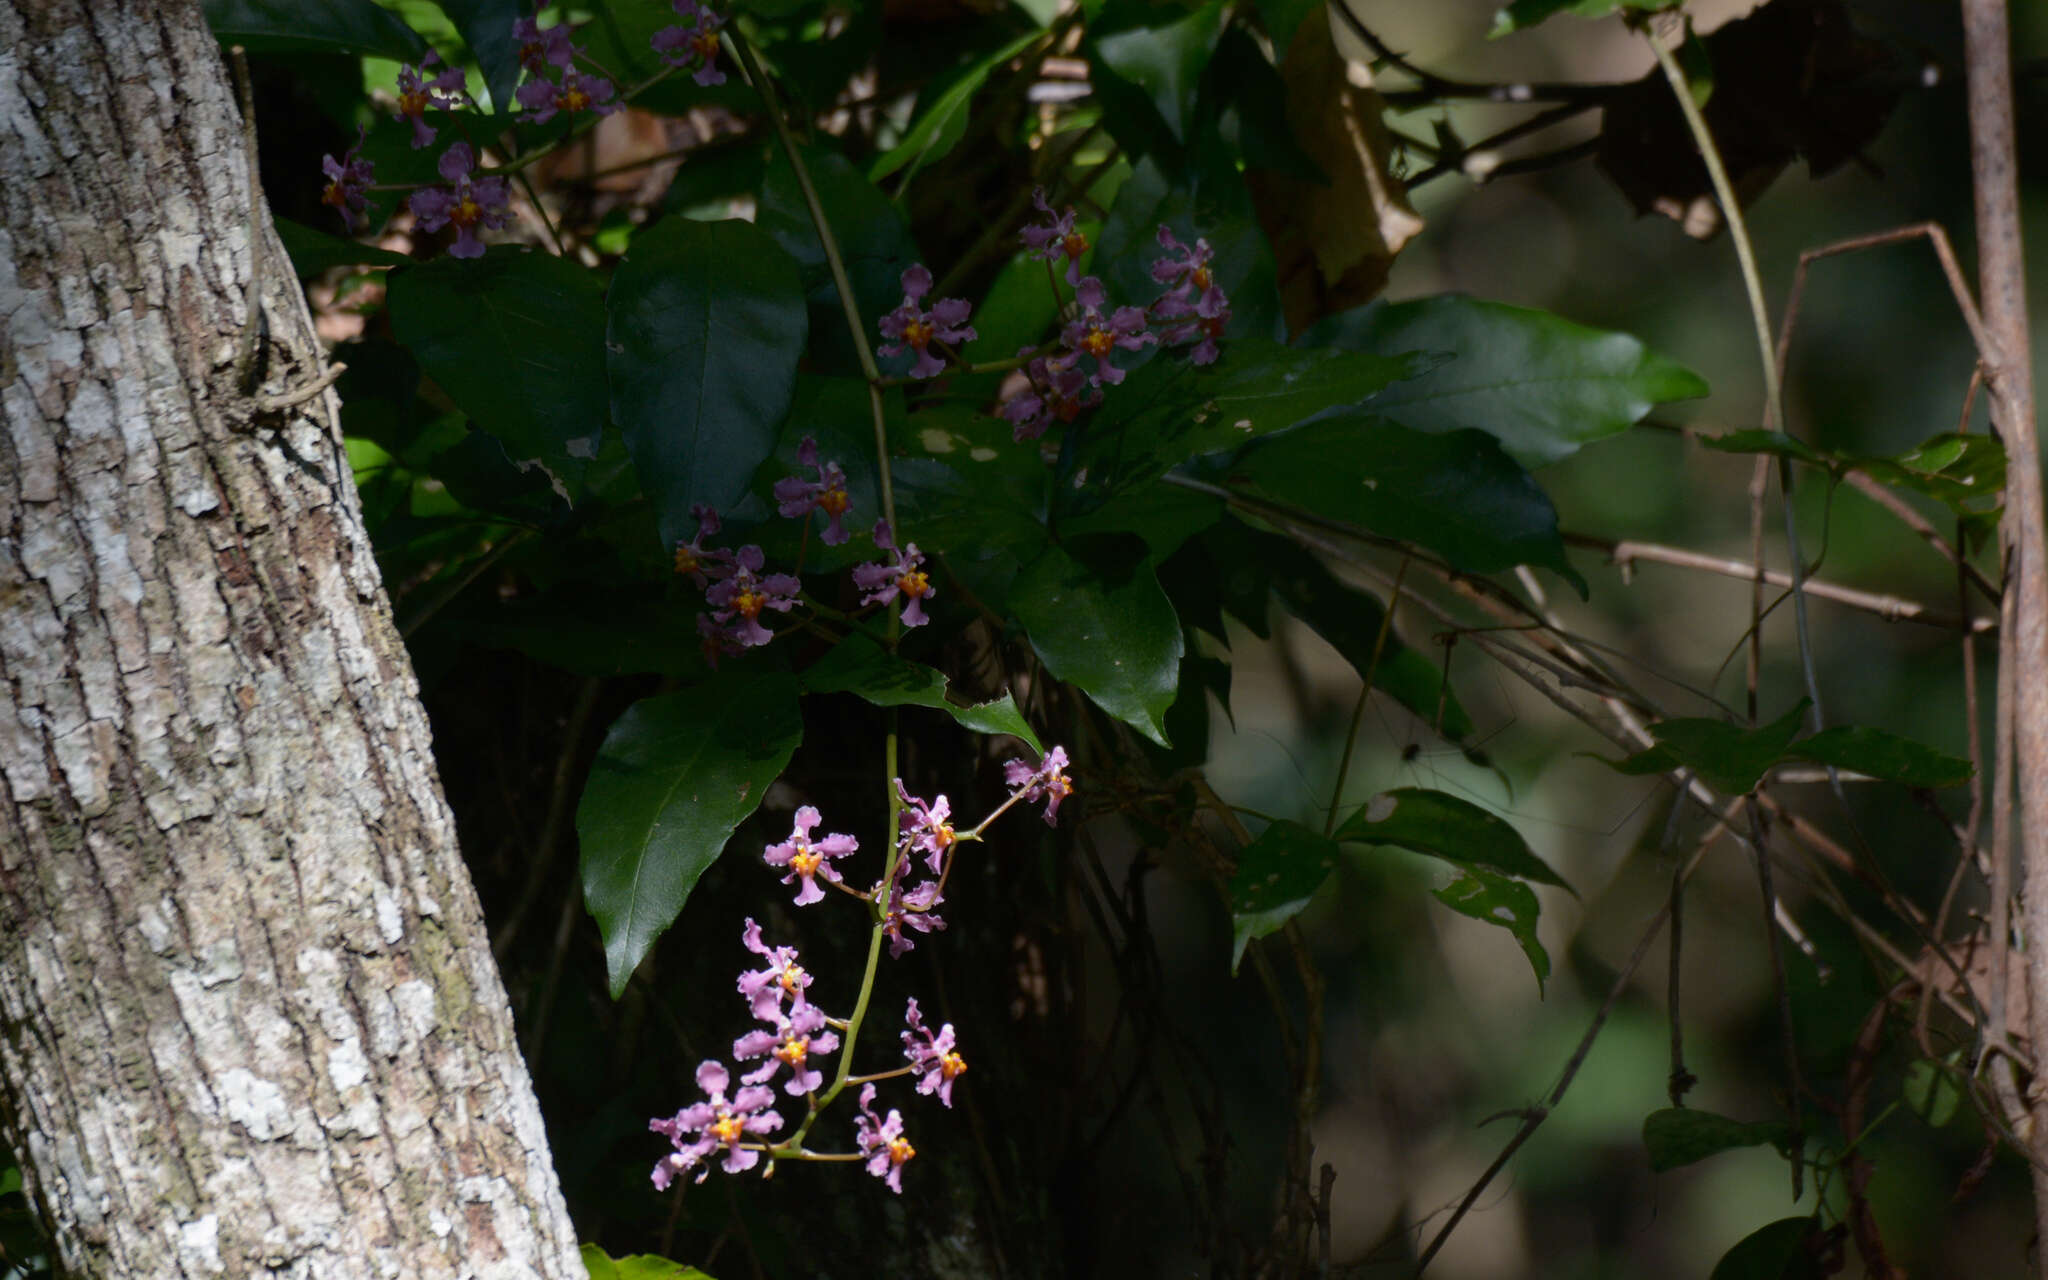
<box><xmin>1248</xmin><ymin>4</ymin><xmax>1423</xmax><ymax>337</ymax></box>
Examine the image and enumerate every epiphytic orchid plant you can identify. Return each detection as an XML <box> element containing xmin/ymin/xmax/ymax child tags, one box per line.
<box><xmin>648</xmin><ymin>749</ymin><xmax>1072</xmax><ymax>1192</ymax></box>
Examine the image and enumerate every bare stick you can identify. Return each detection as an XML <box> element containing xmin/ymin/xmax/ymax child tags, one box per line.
<box><xmin>1962</xmin><ymin>5</ymin><xmax>2048</xmax><ymax>1247</ymax></box>
<box><xmin>1416</xmin><ymin>819</ymin><xmax>1731</xmax><ymax>1273</ymax></box>
<box><xmin>1570</xmin><ymin>533</ymin><xmax>1993</xmax><ymax>631</ymax></box>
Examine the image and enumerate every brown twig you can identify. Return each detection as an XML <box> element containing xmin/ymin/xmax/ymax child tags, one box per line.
<box><xmin>1570</xmin><ymin>532</ymin><xmax>1992</xmax><ymax>632</ymax></box>
<box><xmin>1962</xmin><ymin>11</ymin><xmax>2048</xmax><ymax>1247</ymax></box>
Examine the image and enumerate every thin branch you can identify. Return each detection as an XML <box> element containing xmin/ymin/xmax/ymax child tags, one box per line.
<box><xmin>1569</xmin><ymin>532</ymin><xmax>1994</xmax><ymax>631</ymax></box>
<box><xmin>1416</xmin><ymin>817</ymin><xmax>1731</xmax><ymax>1272</ymax></box>
<box><xmin>1330</xmin><ymin>1</ymin><xmax>1627</xmax><ymax>106</ymax></box>
<box><xmin>1962</xmin><ymin>8</ymin><xmax>2048</xmax><ymax>1239</ymax></box>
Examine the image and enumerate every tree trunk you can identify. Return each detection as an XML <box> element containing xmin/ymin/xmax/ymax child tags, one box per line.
<box><xmin>0</xmin><ymin>2</ymin><xmax>587</xmax><ymax>1276</ymax></box>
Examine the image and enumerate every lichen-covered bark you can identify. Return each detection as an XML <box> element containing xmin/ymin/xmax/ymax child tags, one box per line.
<box><xmin>0</xmin><ymin>3</ymin><xmax>587</xmax><ymax>1276</ymax></box>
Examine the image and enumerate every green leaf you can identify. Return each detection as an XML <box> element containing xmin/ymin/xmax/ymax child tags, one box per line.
<box><xmin>1699</xmin><ymin>430</ymin><xmax>1833</xmax><ymax>467</ymax></box>
<box><xmin>580</xmin><ymin>1244</ymin><xmax>717</xmax><ymax>1280</ymax></box>
<box><xmin>1336</xmin><ymin>787</ymin><xmax>1571</xmax><ymax>891</ymax></box>
<box><xmin>1090</xmin><ymin>0</ymin><xmax>1227</xmax><ymax>153</ymax></box>
<box><xmin>1202</xmin><ymin>522</ymin><xmax>1477</xmax><ymax>746</ymax></box>
<box><xmin>1303</xmin><ymin>295</ymin><xmax>1709</xmax><ymax>468</ymax></box>
<box><xmin>758</xmin><ymin>143</ymin><xmax>919</xmax><ymax>377</ymax></box>
<box><xmin>203</xmin><ymin>0</ymin><xmax>428</xmax><ymax>57</ymax></box>
<box><xmin>1065</xmin><ymin>340</ymin><xmax>1433</xmax><ymax>510</ymax></box>
<box><xmin>870</xmin><ymin>27</ymin><xmax>1044</xmax><ymax>187</ymax></box>
<box><xmin>1012</xmin><ymin>540</ymin><xmax>1184</xmax><ymax>746</ymax></box>
<box><xmin>606</xmin><ymin>219</ymin><xmax>808</xmax><ymax>549</ymax></box>
<box><xmin>1604</xmin><ymin>702</ymin><xmax>1809</xmax><ymax>796</ymax></box>
<box><xmin>388</xmin><ymin>248</ymin><xmax>610</xmax><ymax>491</ymax></box>
<box><xmin>1056</xmin><ymin>480</ymin><xmax>1224</xmax><ymax>559</ymax></box>
<box><xmin>1228</xmin><ymin>820</ymin><xmax>1340</xmax><ymax>973</ymax></box>
<box><xmin>1708</xmin><ymin>1217</ymin><xmax>1823</xmax><ymax>1280</ymax></box>
<box><xmin>1642</xmin><ymin>1108</ymin><xmax>1792</xmax><ymax>1172</ymax></box>
<box><xmin>453</xmin><ymin>590</ymin><xmax>706</xmax><ymax>678</ymax></box>
<box><xmin>1434</xmin><ymin>869</ymin><xmax>1549</xmax><ymax>994</ymax></box>
<box><xmin>1489</xmin><ymin>0</ymin><xmax>1679</xmax><ymax>38</ymax></box>
<box><xmin>431</xmin><ymin>0</ymin><xmax>524</xmax><ymax>113</ymax></box>
<box><xmin>1228</xmin><ymin>413</ymin><xmax>1587</xmax><ymax>595</ymax></box>
<box><xmin>578</xmin><ymin>674</ymin><xmax>803</xmax><ymax>997</ymax></box>
<box><xmin>1783</xmin><ymin>726</ymin><xmax>1973</xmax><ymax>788</ymax></box>
<box><xmin>1904</xmin><ymin>1055</ymin><xmax>1963</xmax><ymax>1128</ymax></box>
<box><xmin>275</xmin><ymin>217</ymin><xmax>412</xmax><ymax>274</ymax></box>
<box><xmin>1253</xmin><ymin>0</ymin><xmax>1320</xmax><ymax>59</ymax></box>
<box><xmin>1093</xmin><ymin>154</ymin><xmax>1285</xmax><ymax>346</ymax></box>
<box><xmin>1861</xmin><ymin>431</ymin><xmax>2006</xmax><ymax>514</ymax></box>
<box><xmin>802</xmin><ymin>634</ymin><xmax>1043</xmax><ymax>753</ymax></box>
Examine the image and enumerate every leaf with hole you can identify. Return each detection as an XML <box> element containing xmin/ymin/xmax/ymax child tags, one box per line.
<box><xmin>1228</xmin><ymin>820</ymin><xmax>1340</xmax><ymax>973</ymax></box>
<box><xmin>1434</xmin><ymin>868</ymin><xmax>1549</xmax><ymax>994</ymax></box>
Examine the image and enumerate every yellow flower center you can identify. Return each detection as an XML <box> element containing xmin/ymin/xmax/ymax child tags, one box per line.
<box><xmin>398</xmin><ymin>87</ymin><xmax>430</xmax><ymax>118</ymax></box>
<box><xmin>1080</xmin><ymin>325</ymin><xmax>1114</xmax><ymax>359</ymax></box>
<box><xmin>711</xmin><ymin>1112</ymin><xmax>744</xmax><ymax>1145</ymax></box>
<box><xmin>897</xmin><ymin>569</ymin><xmax>930</xmax><ymax>600</ymax></box>
<box><xmin>939</xmin><ymin>1051</ymin><xmax>967</xmax><ymax>1081</ymax></box>
<box><xmin>777</xmin><ymin>962</ymin><xmax>807</xmax><ymax>995</ymax></box>
<box><xmin>888</xmin><ymin>1136</ymin><xmax>916</xmax><ymax>1166</ymax></box>
<box><xmin>1061</xmin><ymin>230</ymin><xmax>1089</xmax><ymax>260</ymax></box>
<box><xmin>1191</xmin><ymin>265</ymin><xmax>1212</xmax><ymax>292</ymax></box>
<box><xmin>560</xmin><ymin>85</ymin><xmax>590</xmax><ymax>112</ymax></box>
<box><xmin>733</xmin><ymin>587</ymin><xmax>768</xmax><ymax>620</ymax></box>
<box><xmin>901</xmin><ymin>317</ymin><xmax>936</xmax><ymax>351</ymax></box>
<box><xmin>674</xmin><ymin>546</ymin><xmax>700</xmax><ymax>575</ymax></box>
<box><xmin>775</xmin><ymin>1036</ymin><xmax>808</xmax><ymax>1067</ymax></box>
<box><xmin>692</xmin><ymin>30</ymin><xmax>721</xmax><ymax>60</ymax></box>
<box><xmin>451</xmin><ymin>195</ymin><xmax>483</xmax><ymax>229</ymax></box>
<box><xmin>818</xmin><ymin>485</ymin><xmax>851</xmax><ymax>517</ymax></box>
<box><xmin>322</xmin><ymin>181</ymin><xmax>349</xmax><ymax>209</ymax></box>
<box><xmin>791</xmin><ymin>846</ymin><xmax>823</xmax><ymax>878</ymax></box>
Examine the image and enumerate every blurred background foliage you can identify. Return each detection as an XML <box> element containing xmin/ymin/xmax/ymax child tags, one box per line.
<box><xmin>4</xmin><ymin>0</ymin><xmax>2041</xmax><ymax>1277</ymax></box>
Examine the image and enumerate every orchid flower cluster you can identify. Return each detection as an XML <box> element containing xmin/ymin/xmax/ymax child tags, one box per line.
<box><xmin>868</xmin><ymin>190</ymin><xmax>1232</xmax><ymax>447</ymax></box>
<box><xmin>315</xmin><ymin>2</ymin><xmax>730</xmax><ymax>251</ymax></box>
<box><xmin>649</xmin><ymin>747</ymin><xmax>1075</xmax><ymax>1194</ymax></box>
<box><xmin>677</xmin><ymin>437</ymin><xmax>936</xmax><ymax>663</ymax></box>
<box><xmin>1003</xmin><ymin>191</ymin><xmax>1233</xmax><ymax>441</ymax></box>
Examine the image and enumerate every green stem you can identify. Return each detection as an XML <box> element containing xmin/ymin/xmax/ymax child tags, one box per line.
<box><xmin>1324</xmin><ymin>555</ymin><xmax>1408</xmax><ymax>837</ymax></box>
<box><xmin>730</xmin><ymin>30</ymin><xmax>898</xmax><ymax>536</ymax></box>
<box><xmin>481</xmin><ymin>65</ymin><xmax>678</xmax><ymax>177</ymax></box>
<box><xmin>1644</xmin><ymin>21</ymin><xmax>1827</xmax><ymax>735</ymax></box>
<box><xmin>511</xmin><ymin>167</ymin><xmax>566</xmax><ymax>256</ymax></box>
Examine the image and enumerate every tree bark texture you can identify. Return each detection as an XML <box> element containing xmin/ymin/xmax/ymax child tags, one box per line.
<box><xmin>0</xmin><ymin>3</ymin><xmax>587</xmax><ymax>1276</ymax></box>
